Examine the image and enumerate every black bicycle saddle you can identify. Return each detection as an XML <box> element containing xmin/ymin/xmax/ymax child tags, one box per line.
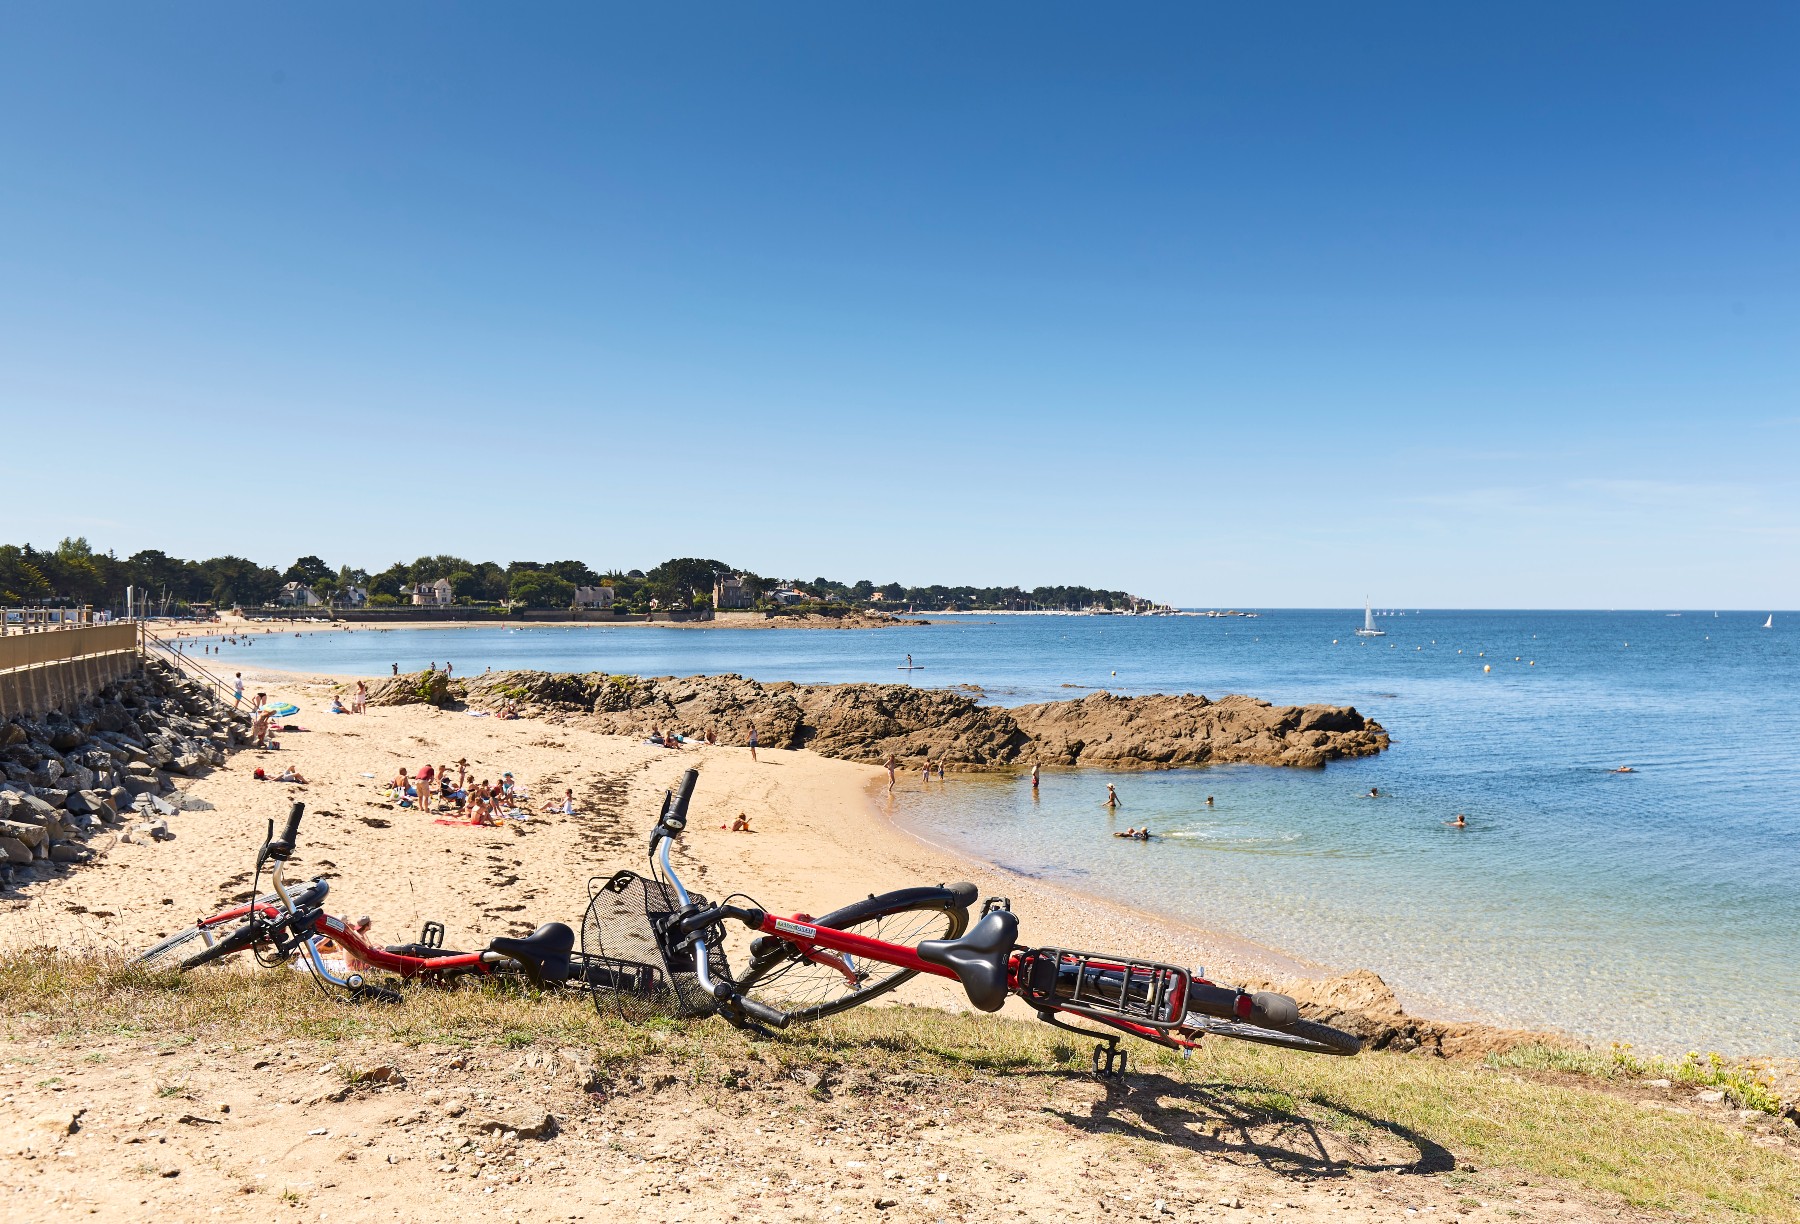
<box><xmin>918</xmin><ymin>908</ymin><xmax>1018</xmax><ymax>1013</ymax></box>
<box><xmin>486</xmin><ymin>921</ymin><xmax>575</xmax><ymax>984</ymax></box>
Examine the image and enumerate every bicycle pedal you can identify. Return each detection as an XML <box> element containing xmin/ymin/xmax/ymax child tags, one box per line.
<box><xmin>419</xmin><ymin>920</ymin><xmax>446</xmax><ymax>950</ymax></box>
<box><xmin>981</xmin><ymin>896</ymin><xmax>1012</xmax><ymax>916</ymax></box>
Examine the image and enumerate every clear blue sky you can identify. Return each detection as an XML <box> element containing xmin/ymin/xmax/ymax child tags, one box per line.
<box><xmin>2</xmin><ymin>3</ymin><xmax>1794</xmax><ymax>608</ymax></box>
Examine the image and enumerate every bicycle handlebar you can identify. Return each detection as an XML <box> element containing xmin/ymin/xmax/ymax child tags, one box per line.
<box><xmin>280</xmin><ymin>802</ymin><xmax>304</xmax><ymax>846</ymax></box>
<box><xmin>735</xmin><ymin>994</ymin><xmax>790</xmax><ymax>1029</ymax></box>
<box><xmin>1186</xmin><ymin>982</ymin><xmax>1300</xmax><ymax>1029</ymax></box>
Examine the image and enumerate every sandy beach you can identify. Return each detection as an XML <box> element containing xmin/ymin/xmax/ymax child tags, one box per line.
<box><xmin>1</xmin><ymin>663</ymin><xmax>1315</xmax><ymax>1017</ymax></box>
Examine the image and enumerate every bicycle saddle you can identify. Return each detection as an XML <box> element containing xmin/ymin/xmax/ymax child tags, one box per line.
<box><xmin>486</xmin><ymin>922</ymin><xmax>575</xmax><ymax>985</ymax></box>
<box><xmin>917</xmin><ymin>908</ymin><xmax>1018</xmax><ymax>1013</ymax></box>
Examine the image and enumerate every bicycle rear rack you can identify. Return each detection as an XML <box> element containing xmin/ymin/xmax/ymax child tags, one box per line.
<box><xmin>1016</xmin><ymin>947</ymin><xmax>1190</xmax><ymax>1029</ymax></box>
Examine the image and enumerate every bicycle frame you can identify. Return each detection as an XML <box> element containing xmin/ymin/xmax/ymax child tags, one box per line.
<box><xmin>257</xmin><ymin>851</ymin><xmax>532</xmax><ymax>989</ymax></box>
<box><xmin>742</xmin><ymin>910</ymin><xmax>1206</xmax><ymax>1051</ymax></box>
<box><xmin>652</xmin><ymin>822</ymin><xmax>1210</xmax><ymax>1052</ymax></box>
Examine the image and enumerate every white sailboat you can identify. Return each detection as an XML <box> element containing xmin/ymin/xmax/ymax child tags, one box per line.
<box><xmin>1765</xmin><ymin>614</ymin><xmax>1774</xmax><ymax>629</ymax></box>
<box><xmin>1354</xmin><ymin>599</ymin><xmax>1385</xmax><ymax>637</ymax></box>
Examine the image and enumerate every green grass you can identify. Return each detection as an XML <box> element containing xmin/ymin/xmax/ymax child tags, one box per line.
<box><xmin>1490</xmin><ymin>1041</ymin><xmax>1787</xmax><ymax>1115</ymax></box>
<box><xmin>2</xmin><ymin>951</ymin><xmax>1796</xmax><ymax>1221</ymax></box>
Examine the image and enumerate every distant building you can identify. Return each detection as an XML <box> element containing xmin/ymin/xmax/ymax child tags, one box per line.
<box><xmin>574</xmin><ymin>585</ymin><xmax>615</xmax><ymax>610</ymax></box>
<box><xmin>411</xmin><ymin>578</ymin><xmax>453</xmax><ymax>607</ymax></box>
<box><xmin>770</xmin><ymin>588</ymin><xmax>807</xmax><ymax>607</ymax></box>
<box><xmin>277</xmin><ymin>582</ymin><xmax>323</xmax><ymax>608</ymax></box>
<box><xmin>339</xmin><ymin>585</ymin><xmax>369</xmax><ymax>608</ymax></box>
<box><xmin>713</xmin><ymin>573</ymin><xmax>755</xmax><ymax>610</ymax></box>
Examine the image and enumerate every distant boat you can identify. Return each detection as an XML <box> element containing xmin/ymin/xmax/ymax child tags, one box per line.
<box><xmin>1766</xmin><ymin>614</ymin><xmax>1775</xmax><ymax>629</ymax></box>
<box><xmin>1354</xmin><ymin>599</ymin><xmax>1385</xmax><ymax>638</ymax></box>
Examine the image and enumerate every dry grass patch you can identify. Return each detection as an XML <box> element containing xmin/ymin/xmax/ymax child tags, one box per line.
<box><xmin>3</xmin><ymin>950</ymin><xmax>1796</xmax><ymax>1221</ymax></box>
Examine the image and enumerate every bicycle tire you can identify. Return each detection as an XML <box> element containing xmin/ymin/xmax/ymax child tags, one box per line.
<box><xmin>1189</xmin><ymin>1015</ymin><xmax>1362</xmax><ymax>1057</ymax></box>
<box><xmin>174</xmin><ymin>918</ymin><xmax>268</xmax><ymax>971</ymax></box>
<box><xmin>135</xmin><ymin>883</ymin><xmax>326</xmax><ymax>971</ymax></box>
<box><xmin>735</xmin><ymin>886</ymin><xmax>971</xmax><ymax>1021</ymax></box>
<box><xmin>135</xmin><ymin>926</ymin><xmax>212</xmax><ymax>971</ymax></box>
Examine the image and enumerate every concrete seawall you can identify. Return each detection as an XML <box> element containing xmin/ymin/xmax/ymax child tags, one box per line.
<box><xmin>0</xmin><ymin>623</ymin><xmax>140</xmax><ymax>718</ymax></box>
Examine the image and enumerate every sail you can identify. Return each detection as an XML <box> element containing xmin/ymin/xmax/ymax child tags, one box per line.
<box><xmin>1364</xmin><ymin>601</ymin><xmax>1376</xmax><ymax>632</ymax></box>
<box><xmin>1766</xmin><ymin>615</ymin><xmax>1775</xmax><ymax>629</ymax></box>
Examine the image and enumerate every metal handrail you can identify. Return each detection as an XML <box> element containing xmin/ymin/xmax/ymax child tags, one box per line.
<box><xmin>141</xmin><ymin>630</ymin><xmax>242</xmax><ymax>712</ymax></box>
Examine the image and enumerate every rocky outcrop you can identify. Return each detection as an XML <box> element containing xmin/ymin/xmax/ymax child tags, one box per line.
<box><xmin>412</xmin><ymin>671</ymin><xmax>1386</xmax><ymax>771</ymax></box>
<box><xmin>367</xmin><ymin>669</ymin><xmax>456</xmax><ymax>708</ymax></box>
<box><xmin>0</xmin><ymin>660</ymin><xmax>242</xmax><ymax>888</ymax></box>
<box><xmin>1260</xmin><ymin>969</ymin><xmax>1572</xmax><ymax>1059</ymax></box>
<box><xmin>1012</xmin><ymin>692</ymin><xmax>1389</xmax><ymax>769</ymax></box>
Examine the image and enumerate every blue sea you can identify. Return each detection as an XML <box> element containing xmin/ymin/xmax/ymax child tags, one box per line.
<box><xmin>195</xmin><ymin>610</ymin><xmax>1798</xmax><ymax>1055</ymax></box>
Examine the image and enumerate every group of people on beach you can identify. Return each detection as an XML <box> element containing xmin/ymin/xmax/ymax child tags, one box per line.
<box><xmin>647</xmin><ymin>725</ymin><xmax>720</xmax><ymax>749</ymax></box>
<box><xmin>329</xmin><ymin>681</ymin><xmax>369</xmax><ymax>715</ymax></box>
<box><xmin>882</xmin><ymin>753</ymin><xmax>947</xmax><ymax>793</ymax></box>
<box><xmin>387</xmin><ymin>760</ymin><xmax>540</xmax><ymax>825</ymax></box>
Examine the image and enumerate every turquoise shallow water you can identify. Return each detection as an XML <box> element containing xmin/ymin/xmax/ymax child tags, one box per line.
<box><xmin>198</xmin><ymin>610</ymin><xmax>1798</xmax><ymax>1053</ymax></box>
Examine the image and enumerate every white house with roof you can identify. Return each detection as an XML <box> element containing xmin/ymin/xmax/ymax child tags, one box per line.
<box><xmin>277</xmin><ymin>581</ymin><xmax>322</xmax><ymax>607</ymax></box>
<box><xmin>574</xmin><ymin>585</ymin><xmax>615</xmax><ymax>610</ymax></box>
<box><xmin>411</xmin><ymin>578</ymin><xmax>454</xmax><ymax>607</ymax></box>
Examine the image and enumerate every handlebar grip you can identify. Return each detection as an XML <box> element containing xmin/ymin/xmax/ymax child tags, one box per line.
<box><xmin>735</xmin><ymin>995</ymin><xmax>789</xmax><ymax>1029</ymax></box>
<box><xmin>279</xmin><ymin>802</ymin><xmax>305</xmax><ymax>847</ymax></box>
<box><xmin>665</xmin><ymin>769</ymin><xmax>699</xmax><ymax>828</ymax></box>
<box><xmin>1187</xmin><ymin>982</ymin><xmax>1300</xmax><ymax>1029</ymax></box>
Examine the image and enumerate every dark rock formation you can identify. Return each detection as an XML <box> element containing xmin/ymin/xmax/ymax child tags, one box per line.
<box><xmin>374</xmin><ymin>670</ymin><xmax>1387</xmax><ymax>771</ymax></box>
<box><xmin>1013</xmin><ymin>692</ymin><xmax>1389</xmax><ymax>769</ymax></box>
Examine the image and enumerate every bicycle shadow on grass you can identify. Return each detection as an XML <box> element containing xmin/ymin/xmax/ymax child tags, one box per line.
<box><xmin>1039</xmin><ymin>1069</ymin><xmax>1455</xmax><ymax>1180</ymax></box>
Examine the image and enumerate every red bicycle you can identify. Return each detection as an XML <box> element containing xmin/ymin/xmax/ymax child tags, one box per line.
<box><xmin>584</xmin><ymin>771</ymin><xmax>1360</xmax><ymax>1074</ymax></box>
<box><xmin>136</xmin><ymin>804</ymin><xmax>604</xmax><ymax>1001</ymax></box>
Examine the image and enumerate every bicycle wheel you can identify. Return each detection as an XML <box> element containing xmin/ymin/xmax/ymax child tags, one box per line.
<box><xmin>1189</xmin><ymin>1015</ymin><xmax>1362</xmax><ymax>1056</ymax></box>
<box><xmin>136</xmin><ymin>925</ymin><xmax>214</xmax><ymax>971</ymax></box>
<box><xmin>174</xmin><ymin>919</ymin><xmax>267</xmax><ymax>971</ymax></box>
<box><xmin>735</xmin><ymin>886</ymin><xmax>971</xmax><ymax>1021</ymax></box>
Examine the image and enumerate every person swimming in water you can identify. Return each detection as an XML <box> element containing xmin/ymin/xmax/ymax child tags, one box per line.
<box><xmin>1445</xmin><ymin>813</ymin><xmax>1467</xmax><ymax>827</ymax></box>
<box><xmin>1611</xmin><ymin>765</ymin><xmax>1636</xmax><ymax>774</ymax></box>
<box><xmin>1114</xmin><ymin>827</ymin><xmax>1138</xmax><ymax>839</ymax></box>
<box><xmin>1366</xmin><ymin>787</ymin><xmax>1380</xmax><ymax>798</ymax></box>
<box><xmin>1205</xmin><ymin>796</ymin><xmax>1214</xmax><ymax>807</ymax></box>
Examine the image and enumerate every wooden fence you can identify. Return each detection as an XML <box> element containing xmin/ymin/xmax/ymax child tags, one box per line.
<box><xmin>0</xmin><ymin>622</ymin><xmax>142</xmax><ymax>718</ymax></box>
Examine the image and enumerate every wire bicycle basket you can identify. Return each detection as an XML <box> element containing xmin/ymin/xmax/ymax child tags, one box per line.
<box><xmin>580</xmin><ymin>870</ymin><xmax>729</xmax><ymax>1020</ymax></box>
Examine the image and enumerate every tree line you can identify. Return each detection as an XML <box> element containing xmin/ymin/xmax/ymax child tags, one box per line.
<box><xmin>0</xmin><ymin>539</ymin><xmax>1145</xmax><ymax>615</ymax></box>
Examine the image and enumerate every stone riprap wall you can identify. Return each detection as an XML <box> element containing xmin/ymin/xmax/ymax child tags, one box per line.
<box><xmin>0</xmin><ymin>659</ymin><xmax>242</xmax><ymax>887</ymax></box>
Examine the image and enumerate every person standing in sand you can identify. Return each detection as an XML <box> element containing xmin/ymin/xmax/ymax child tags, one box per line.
<box><xmin>884</xmin><ymin>754</ymin><xmax>899</xmax><ymax>793</ymax></box>
<box><xmin>748</xmin><ymin>725</ymin><xmax>758</xmax><ymax>763</ymax></box>
<box><xmin>233</xmin><ymin>672</ymin><xmax>244</xmax><ymax>710</ymax></box>
<box><xmin>353</xmin><ymin>679</ymin><xmax>368</xmax><ymax>713</ymax></box>
<box><xmin>391</xmin><ymin>663</ymin><xmax>398</xmax><ymax>676</ymax></box>
<box><xmin>416</xmin><ymin>764</ymin><xmax>435</xmax><ymax>814</ymax></box>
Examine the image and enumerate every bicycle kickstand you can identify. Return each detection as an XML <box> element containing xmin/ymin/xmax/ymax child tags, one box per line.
<box><xmin>1091</xmin><ymin>1036</ymin><xmax>1128</xmax><ymax>1080</ymax></box>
